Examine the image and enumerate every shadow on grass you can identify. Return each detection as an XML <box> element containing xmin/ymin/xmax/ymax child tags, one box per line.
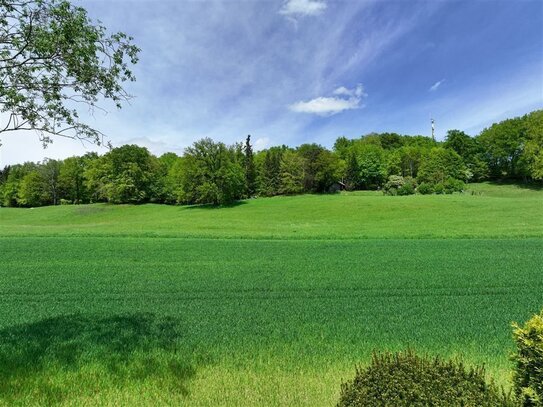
<box><xmin>486</xmin><ymin>180</ymin><xmax>543</xmax><ymax>191</ymax></box>
<box><xmin>183</xmin><ymin>200</ymin><xmax>248</xmax><ymax>210</ymax></box>
<box><xmin>0</xmin><ymin>313</ymin><xmax>199</xmax><ymax>405</ymax></box>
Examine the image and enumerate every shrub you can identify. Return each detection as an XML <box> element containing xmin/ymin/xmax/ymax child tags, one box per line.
<box><xmin>383</xmin><ymin>175</ymin><xmax>404</xmax><ymax>196</ymax></box>
<box><xmin>512</xmin><ymin>309</ymin><xmax>543</xmax><ymax>406</ymax></box>
<box><xmin>383</xmin><ymin>176</ymin><xmax>415</xmax><ymax>196</ymax></box>
<box><xmin>433</xmin><ymin>182</ymin><xmax>445</xmax><ymax>194</ymax></box>
<box><xmin>417</xmin><ymin>182</ymin><xmax>434</xmax><ymax>195</ymax></box>
<box><xmin>337</xmin><ymin>350</ymin><xmax>514</xmax><ymax>407</ymax></box>
<box><xmin>443</xmin><ymin>177</ymin><xmax>465</xmax><ymax>194</ymax></box>
<box><xmin>397</xmin><ymin>177</ymin><xmax>416</xmax><ymax>196</ymax></box>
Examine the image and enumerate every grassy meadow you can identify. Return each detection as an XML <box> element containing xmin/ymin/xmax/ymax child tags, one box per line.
<box><xmin>0</xmin><ymin>182</ymin><xmax>542</xmax><ymax>406</ymax></box>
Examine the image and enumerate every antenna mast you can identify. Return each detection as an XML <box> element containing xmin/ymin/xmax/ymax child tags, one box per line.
<box><xmin>431</xmin><ymin>118</ymin><xmax>435</xmax><ymax>141</ymax></box>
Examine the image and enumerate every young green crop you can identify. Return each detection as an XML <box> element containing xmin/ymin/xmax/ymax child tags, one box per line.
<box><xmin>0</xmin><ymin>183</ymin><xmax>541</xmax><ymax>406</ymax></box>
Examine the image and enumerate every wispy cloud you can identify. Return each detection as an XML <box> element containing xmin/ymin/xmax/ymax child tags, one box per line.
<box><xmin>290</xmin><ymin>84</ymin><xmax>366</xmax><ymax>116</ymax></box>
<box><xmin>253</xmin><ymin>137</ymin><xmax>271</xmax><ymax>151</ymax></box>
<box><xmin>333</xmin><ymin>84</ymin><xmax>366</xmax><ymax>98</ymax></box>
<box><xmin>5</xmin><ymin>0</ymin><xmax>539</xmax><ymax>165</ymax></box>
<box><xmin>429</xmin><ymin>79</ymin><xmax>445</xmax><ymax>92</ymax></box>
<box><xmin>279</xmin><ymin>0</ymin><xmax>327</xmax><ymax>17</ymax></box>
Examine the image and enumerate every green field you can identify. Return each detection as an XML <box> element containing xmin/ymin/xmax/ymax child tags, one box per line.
<box><xmin>0</xmin><ymin>183</ymin><xmax>542</xmax><ymax>406</ymax></box>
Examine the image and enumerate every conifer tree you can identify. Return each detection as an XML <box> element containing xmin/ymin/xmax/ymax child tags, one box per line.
<box><xmin>345</xmin><ymin>152</ymin><xmax>360</xmax><ymax>190</ymax></box>
<box><xmin>244</xmin><ymin>135</ymin><xmax>257</xmax><ymax>196</ymax></box>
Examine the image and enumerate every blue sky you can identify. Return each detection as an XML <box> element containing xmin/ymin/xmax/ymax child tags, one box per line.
<box><xmin>1</xmin><ymin>0</ymin><xmax>542</xmax><ymax>165</ymax></box>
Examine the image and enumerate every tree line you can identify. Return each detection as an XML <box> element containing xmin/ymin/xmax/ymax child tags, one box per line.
<box><xmin>1</xmin><ymin>110</ymin><xmax>541</xmax><ymax>207</ymax></box>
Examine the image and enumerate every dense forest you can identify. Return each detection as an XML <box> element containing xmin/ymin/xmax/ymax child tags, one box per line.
<box><xmin>1</xmin><ymin>110</ymin><xmax>541</xmax><ymax>207</ymax></box>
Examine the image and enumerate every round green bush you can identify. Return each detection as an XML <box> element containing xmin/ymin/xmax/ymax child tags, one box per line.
<box><xmin>417</xmin><ymin>182</ymin><xmax>434</xmax><ymax>195</ymax></box>
<box><xmin>383</xmin><ymin>175</ymin><xmax>404</xmax><ymax>196</ymax></box>
<box><xmin>384</xmin><ymin>176</ymin><xmax>416</xmax><ymax>196</ymax></box>
<box><xmin>397</xmin><ymin>181</ymin><xmax>415</xmax><ymax>196</ymax></box>
<box><xmin>337</xmin><ymin>350</ymin><xmax>515</xmax><ymax>407</ymax></box>
<box><xmin>443</xmin><ymin>177</ymin><xmax>465</xmax><ymax>194</ymax></box>
<box><xmin>433</xmin><ymin>182</ymin><xmax>445</xmax><ymax>194</ymax></box>
<box><xmin>512</xmin><ymin>308</ymin><xmax>543</xmax><ymax>406</ymax></box>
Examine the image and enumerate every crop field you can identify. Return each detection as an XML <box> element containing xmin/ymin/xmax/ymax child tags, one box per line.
<box><xmin>0</xmin><ymin>183</ymin><xmax>542</xmax><ymax>406</ymax></box>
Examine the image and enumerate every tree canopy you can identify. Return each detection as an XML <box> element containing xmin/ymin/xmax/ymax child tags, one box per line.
<box><xmin>0</xmin><ymin>0</ymin><xmax>139</xmax><ymax>145</ymax></box>
<box><xmin>1</xmin><ymin>110</ymin><xmax>541</xmax><ymax>207</ymax></box>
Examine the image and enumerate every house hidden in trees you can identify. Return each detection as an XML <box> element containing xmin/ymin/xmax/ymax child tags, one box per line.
<box><xmin>330</xmin><ymin>181</ymin><xmax>347</xmax><ymax>192</ymax></box>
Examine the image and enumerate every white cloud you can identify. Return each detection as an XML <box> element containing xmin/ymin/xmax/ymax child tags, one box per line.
<box><xmin>253</xmin><ymin>137</ymin><xmax>270</xmax><ymax>151</ymax></box>
<box><xmin>290</xmin><ymin>84</ymin><xmax>366</xmax><ymax>116</ymax></box>
<box><xmin>429</xmin><ymin>79</ymin><xmax>445</xmax><ymax>92</ymax></box>
<box><xmin>333</xmin><ymin>84</ymin><xmax>366</xmax><ymax>98</ymax></box>
<box><xmin>279</xmin><ymin>0</ymin><xmax>327</xmax><ymax>17</ymax></box>
<box><xmin>0</xmin><ymin>130</ymin><xmax>106</xmax><ymax>166</ymax></box>
<box><xmin>117</xmin><ymin>136</ymin><xmax>185</xmax><ymax>157</ymax></box>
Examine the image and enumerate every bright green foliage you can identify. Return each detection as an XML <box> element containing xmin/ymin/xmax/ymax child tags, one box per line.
<box><xmin>297</xmin><ymin>143</ymin><xmax>341</xmax><ymax>192</ymax></box>
<box><xmin>1</xmin><ymin>162</ymin><xmax>36</xmax><ymax>206</ymax></box>
<box><xmin>39</xmin><ymin>158</ymin><xmax>62</xmax><ymax>205</ymax></box>
<box><xmin>383</xmin><ymin>175</ymin><xmax>415</xmax><ymax>196</ymax></box>
<box><xmin>475</xmin><ymin>110</ymin><xmax>542</xmax><ymax>181</ymax></box>
<box><xmin>381</xmin><ymin>138</ymin><xmax>434</xmax><ymax>180</ymax></box>
<box><xmin>434</xmin><ymin>182</ymin><xmax>445</xmax><ymax>194</ymax></box>
<box><xmin>157</xmin><ymin>152</ymin><xmax>180</xmax><ymax>170</ymax></box>
<box><xmin>167</xmin><ymin>157</ymin><xmax>187</xmax><ymax>203</ymax></box>
<box><xmin>2</xmin><ymin>111</ymin><xmax>541</xmax><ymax>208</ymax></box>
<box><xmin>418</xmin><ymin>147</ymin><xmax>468</xmax><ymax>184</ymax></box>
<box><xmin>467</xmin><ymin>155</ymin><xmax>491</xmax><ymax>182</ymax></box>
<box><xmin>512</xmin><ymin>309</ymin><xmax>543</xmax><ymax>406</ymax></box>
<box><xmin>383</xmin><ymin>175</ymin><xmax>403</xmax><ymax>195</ymax></box>
<box><xmin>59</xmin><ymin>155</ymin><xmax>89</xmax><ymax>204</ymax></box>
<box><xmin>85</xmin><ymin>145</ymin><xmax>159</xmax><ymax>204</ymax></box>
<box><xmin>313</xmin><ymin>148</ymin><xmax>341</xmax><ymax>192</ymax></box>
<box><xmin>445</xmin><ymin>130</ymin><xmax>489</xmax><ymax>181</ymax></box>
<box><xmin>333</xmin><ymin>136</ymin><xmax>354</xmax><ymax>159</ymax></box>
<box><xmin>398</xmin><ymin>177</ymin><xmax>416</xmax><ymax>195</ymax></box>
<box><xmin>0</xmin><ymin>166</ymin><xmax>7</xmax><ymax>203</ymax></box>
<box><xmin>179</xmin><ymin>138</ymin><xmax>245</xmax><ymax>205</ymax></box>
<box><xmin>378</xmin><ymin>132</ymin><xmax>404</xmax><ymax>150</ymax></box>
<box><xmin>0</xmin><ymin>0</ymin><xmax>139</xmax><ymax>144</ymax></box>
<box><xmin>355</xmin><ymin>144</ymin><xmax>387</xmax><ymax>189</ymax></box>
<box><xmin>17</xmin><ymin>170</ymin><xmax>48</xmax><ymax>206</ymax></box>
<box><xmin>156</xmin><ymin>152</ymin><xmax>183</xmax><ymax>204</ymax></box>
<box><xmin>523</xmin><ymin>111</ymin><xmax>543</xmax><ymax>180</ymax></box>
<box><xmin>479</xmin><ymin>116</ymin><xmax>528</xmax><ymax>179</ymax></box>
<box><xmin>0</xmin><ymin>166</ymin><xmax>8</xmax><ymax>183</ymax></box>
<box><xmin>403</xmin><ymin>135</ymin><xmax>438</xmax><ymax>149</ymax></box>
<box><xmin>385</xmin><ymin>149</ymin><xmax>402</xmax><ymax>177</ymax></box>
<box><xmin>445</xmin><ymin>130</ymin><xmax>480</xmax><ymax>159</ymax></box>
<box><xmin>344</xmin><ymin>152</ymin><xmax>360</xmax><ymax>190</ymax></box>
<box><xmin>398</xmin><ymin>145</ymin><xmax>428</xmax><ymax>178</ymax></box>
<box><xmin>338</xmin><ymin>351</ymin><xmax>515</xmax><ymax>407</ymax></box>
<box><xmin>417</xmin><ymin>182</ymin><xmax>434</xmax><ymax>195</ymax></box>
<box><xmin>259</xmin><ymin>148</ymin><xmax>283</xmax><ymax>196</ymax></box>
<box><xmin>443</xmin><ymin>177</ymin><xmax>465</xmax><ymax>194</ymax></box>
<box><xmin>279</xmin><ymin>149</ymin><xmax>304</xmax><ymax>195</ymax></box>
<box><xmin>382</xmin><ymin>175</ymin><xmax>416</xmax><ymax>196</ymax></box>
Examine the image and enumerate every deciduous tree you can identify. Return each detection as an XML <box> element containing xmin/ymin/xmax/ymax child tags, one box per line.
<box><xmin>279</xmin><ymin>150</ymin><xmax>304</xmax><ymax>195</ymax></box>
<box><xmin>0</xmin><ymin>0</ymin><xmax>139</xmax><ymax>145</ymax></box>
<box><xmin>180</xmin><ymin>138</ymin><xmax>245</xmax><ymax>205</ymax></box>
